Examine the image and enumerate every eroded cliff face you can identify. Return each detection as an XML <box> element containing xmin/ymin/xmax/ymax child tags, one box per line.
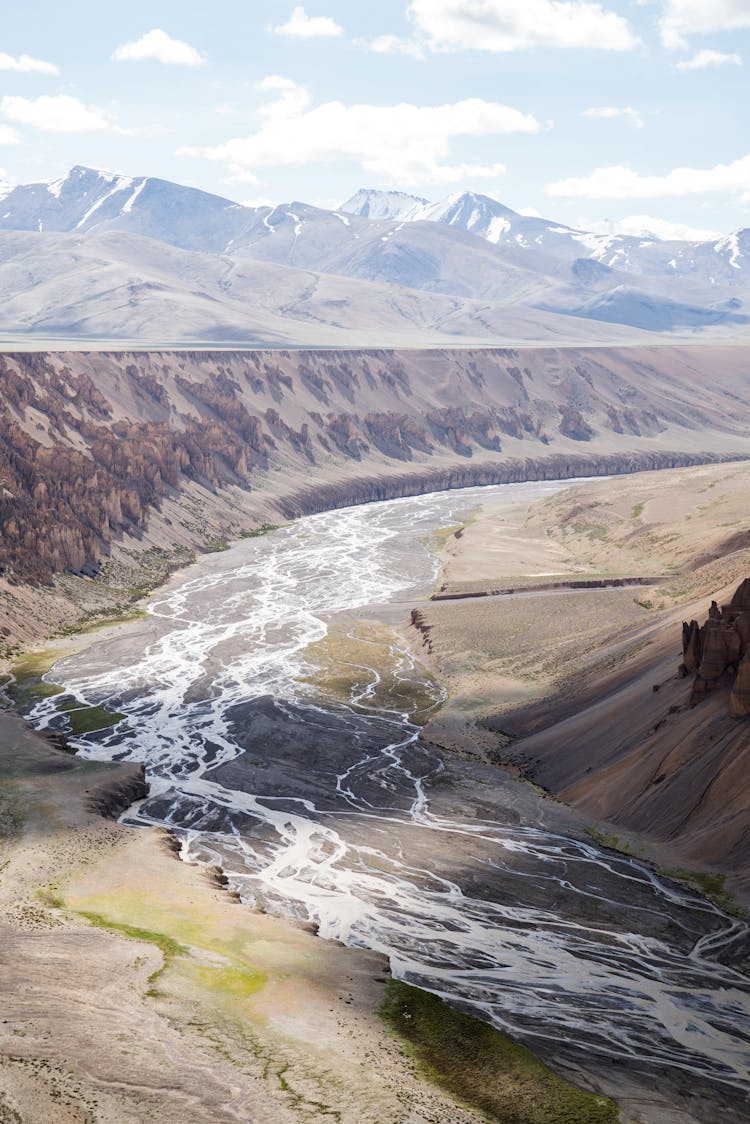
<box><xmin>503</xmin><ymin>575</ymin><xmax>750</xmax><ymax>896</ymax></box>
<box><xmin>1</xmin><ymin>345</ymin><xmax>749</xmax><ymax>594</ymax></box>
<box><xmin>682</xmin><ymin>578</ymin><xmax>750</xmax><ymax>716</ymax></box>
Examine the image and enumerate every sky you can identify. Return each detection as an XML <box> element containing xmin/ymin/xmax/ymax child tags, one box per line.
<box><xmin>1</xmin><ymin>1</ymin><xmax>749</xmax><ymax>239</ymax></box>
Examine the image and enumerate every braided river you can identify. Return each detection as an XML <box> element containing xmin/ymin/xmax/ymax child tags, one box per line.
<box><xmin>28</xmin><ymin>481</ymin><xmax>750</xmax><ymax>1122</ymax></box>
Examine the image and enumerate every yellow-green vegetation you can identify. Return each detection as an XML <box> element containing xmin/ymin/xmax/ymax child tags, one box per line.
<box><xmin>58</xmin><ymin>608</ymin><xmax>147</xmax><ymax>638</ymax></box>
<box><xmin>239</xmin><ymin>523</ymin><xmax>281</xmax><ymax>539</ymax></box>
<box><xmin>379</xmin><ymin>981</ymin><xmax>619</xmax><ymax>1123</ymax></box>
<box><xmin>77</xmin><ymin>911</ymin><xmax>187</xmax><ymax>964</ymax></box>
<box><xmin>663</xmin><ymin>869</ymin><xmax>746</xmax><ymax>919</ymax></box>
<box><xmin>5</xmin><ymin>651</ymin><xmax>124</xmax><ymax>735</ymax></box>
<box><xmin>631</xmin><ymin>502</ymin><xmax>644</xmax><ymax>520</ymax></box>
<box><xmin>66</xmin><ymin>888</ymin><xmax>271</xmax><ymax>1017</ymax></box>
<box><xmin>424</xmin><ymin>508</ymin><xmax>479</xmax><ymax>554</ymax></box>
<box><xmin>203</xmin><ymin>539</ymin><xmax>231</xmax><ymax>553</ymax></box>
<box><xmin>60</xmin><ymin>703</ymin><xmax>126</xmax><ymax>737</ymax></box>
<box><xmin>584</xmin><ymin>827</ymin><xmax>640</xmax><ymax>857</ymax></box>
<box><xmin>301</xmin><ymin>622</ymin><xmax>442</xmax><ymax>721</ymax></box>
<box><xmin>179</xmin><ymin>963</ymin><xmax>267</xmax><ymax>1004</ymax></box>
<box><xmin>5</xmin><ymin>650</ymin><xmax>68</xmax><ymax>707</ymax></box>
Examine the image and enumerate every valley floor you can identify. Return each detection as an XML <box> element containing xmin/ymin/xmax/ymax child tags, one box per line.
<box><xmin>2</xmin><ymin>459</ymin><xmax>750</xmax><ymax>1123</ymax></box>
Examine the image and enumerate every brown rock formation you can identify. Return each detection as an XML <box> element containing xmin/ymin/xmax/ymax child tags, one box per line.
<box><xmin>683</xmin><ymin>578</ymin><xmax>750</xmax><ymax>713</ymax></box>
<box><xmin>1</xmin><ymin>345</ymin><xmax>750</xmax><ymax>590</ymax></box>
<box><xmin>681</xmin><ymin>620</ymin><xmax>702</xmax><ymax>674</ymax></box>
<box><xmin>730</xmin><ymin>654</ymin><xmax>750</xmax><ymax>718</ymax></box>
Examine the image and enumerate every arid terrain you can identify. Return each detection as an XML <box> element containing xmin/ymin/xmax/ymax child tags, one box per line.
<box><xmin>2</xmin><ymin>344</ymin><xmax>750</xmax><ymax>655</ymax></box>
<box><xmin>3</xmin><ymin>348</ymin><xmax>750</xmax><ymax>1124</ymax></box>
<box><xmin>414</xmin><ymin>459</ymin><xmax>750</xmax><ymax>903</ymax></box>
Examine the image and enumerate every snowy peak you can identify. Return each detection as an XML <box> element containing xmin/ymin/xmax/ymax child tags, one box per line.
<box><xmin>340</xmin><ymin>188</ymin><xmax>428</xmax><ymax>221</ymax></box>
<box><xmin>0</xmin><ymin>166</ymin><xmax>270</xmax><ymax>252</ymax></box>
<box><xmin>413</xmin><ymin>191</ymin><xmax>519</xmax><ymax>243</ymax></box>
<box><xmin>713</xmin><ymin>229</ymin><xmax>749</xmax><ymax>271</ymax></box>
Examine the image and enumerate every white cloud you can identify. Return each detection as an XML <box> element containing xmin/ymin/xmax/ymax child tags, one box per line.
<box><xmin>367</xmin><ymin>34</ymin><xmax>425</xmax><ymax>57</ymax></box>
<box><xmin>180</xmin><ymin>77</ymin><xmax>539</xmax><ymax>186</ymax></box>
<box><xmin>546</xmin><ymin>154</ymin><xmax>750</xmax><ymax>201</ymax></box>
<box><xmin>660</xmin><ymin>0</ymin><xmax>750</xmax><ymax>48</ymax></box>
<box><xmin>270</xmin><ymin>6</ymin><xmax>344</xmax><ymax>37</ymax></box>
<box><xmin>0</xmin><ymin>125</ymin><xmax>20</xmax><ymax>145</ymax></box>
<box><xmin>113</xmin><ymin>28</ymin><xmax>205</xmax><ymax>66</ymax></box>
<box><xmin>582</xmin><ymin>105</ymin><xmax>644</xmax><ymax>127</ymax></box>
<box><xmin>676</xmin><ymin>48</ymin><xmax>742</xmax><ymax>70</ymax></box>
<box><xmin>407</xmin><ymin>0</ymin><xmax>637</xmax><ymax>51</ymax></box>
<box><xmin>1</xmin><ymin>95</ymin><xmax>131</xmax><ymax>135</ymax></box>
<box><xmin>0</xmin><ymin>51</ymin><xmax>58</xmax><ymax>75</ymax></box>
<box><xmin>584</xmin><ymin>214</ymin><xmax>722</xmax><ymax>240</ymax></box>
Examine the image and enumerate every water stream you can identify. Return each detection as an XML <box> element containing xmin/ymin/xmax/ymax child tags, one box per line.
<box><xmin>28</xmin><ymin>480</ymin><xmax>750</xmax><ymax>1118</ymax></box>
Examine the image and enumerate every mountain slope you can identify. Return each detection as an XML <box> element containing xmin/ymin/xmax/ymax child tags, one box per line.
<box><xmin>0</xmin><ymin>167</ymin><xmax>748</xmax><ymax>344</ymax></box>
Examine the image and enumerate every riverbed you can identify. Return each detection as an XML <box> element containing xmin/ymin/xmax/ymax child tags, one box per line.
<box><xmin>28</xmin><ymin>480</ymin><xmax>750</xmax><ymax>1122</ymax></box>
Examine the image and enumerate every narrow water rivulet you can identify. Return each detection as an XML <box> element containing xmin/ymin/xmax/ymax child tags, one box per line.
<box><xmin>28</xmin><ymin>481</ymin><xmax>750</xmax><ymax>1120</ymax></box>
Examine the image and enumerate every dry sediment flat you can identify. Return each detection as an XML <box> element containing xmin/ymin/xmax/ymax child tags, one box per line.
<box><xmin>414</xmin><ymin>460</ymin><xmax>750</xmax><ymax>900</ymax></box>
<box><xmin>0</xmin><ymin>711</ymin><xmax>484</xmax><ymax>1124</ymax></box>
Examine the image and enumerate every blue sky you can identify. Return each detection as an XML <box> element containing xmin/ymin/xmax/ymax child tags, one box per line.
<box><xmin>2</xmin><ymin>1</ymin><xmax>749</xmax><ymax>238</ymax></box>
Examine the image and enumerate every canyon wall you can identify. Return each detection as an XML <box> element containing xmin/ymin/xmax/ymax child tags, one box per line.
<box><xmin>1</xmin><ymin>345</ymin><xmax>749</xmax><ymax>593</ymax></box>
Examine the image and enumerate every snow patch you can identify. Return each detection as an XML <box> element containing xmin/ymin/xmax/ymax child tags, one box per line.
<box><xmin>715</xmin><ymin>233</ymin><xmax>742</xmax><ymax>270</ymax></box>
<box><xmin>75</xmin><ymin>177</ymin><xmax>134</xmax><ymax>230</ymax></box>
<box><xmin>46</xmin><ymin>177</ymin><xmax>67</xmax><ymax>200</ymax></box>
<box><xmin>122</xmin><ymin>179</ymin><xmax>146</xmax><ymax>214</ymax></box>
<box><xmin>486</xmin><ymin>216</ymin><xmax>510</xmax><ymax>244</ymax></box>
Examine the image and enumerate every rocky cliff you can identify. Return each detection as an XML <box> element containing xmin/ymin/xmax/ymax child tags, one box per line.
<box><xmin>1</xmin><ymin>344</ymin><xmax>750</xmax><ymax>600</ymax></box>
<box><xmin>501</xmin><ymin>574</ymin><xmax>750</xmax><ymax>897</ymax></box>
<box><xmin>682</xmin><ymin>578</ymin><xmax>750</xmax><ymax>716</ymax></box>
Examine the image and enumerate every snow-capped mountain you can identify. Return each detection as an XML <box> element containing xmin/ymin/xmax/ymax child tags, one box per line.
<box><xmin>0</xmin><ymin>166</ymin><xmax>746</xmax><ymax>343</ymax></box>
<box><xmin>341</xmin><ymin>187</ymin><xmax>749</xmax><ymax>286</ymax></box>
<box><xmin>340</xmin><ymin>188</ymin><xmax>428</xmax><ymax>221</ymax></box>
<box><xmin>0</xmin><ymin>166</ymin><xmax>272</xmax><ymax>254</ymax></box>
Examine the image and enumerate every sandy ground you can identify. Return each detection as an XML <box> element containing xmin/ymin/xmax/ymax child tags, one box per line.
<box><xmin>0</xmin><ymin>711</ymin><xmax>486</xmax><ymax>1124</ymax></box>
<box><xmin>414</xmin><ymin>460</ymin><xmax>750</xmax><ymax>902</ymax></box>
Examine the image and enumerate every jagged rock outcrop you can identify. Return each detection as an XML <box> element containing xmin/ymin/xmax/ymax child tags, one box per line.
<box><xmin>84</xmin><ymin>763</ymin><xmax>148</xmax><ymax>819</ymax></box>
<box><xmin>681</xmin><ymin>578</ymin><xmax>750</xmax><ymax>714</ymax></box>
<box><xmin>410</xmin><ymin>608</ymin><xmax>433</xmax><ymax>654</ymax></box>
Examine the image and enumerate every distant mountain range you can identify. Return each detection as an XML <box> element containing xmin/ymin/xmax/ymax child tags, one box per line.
<box><xmin>0</xmin><ymin>165</ymin><xmax>747</xmax><ymax>345</ymax></box>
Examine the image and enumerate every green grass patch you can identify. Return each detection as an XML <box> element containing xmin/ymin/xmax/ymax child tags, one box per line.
<box><xmin>238</xmin><ymin>523</ymin><xmax>281</xmax><ymax>539</ymax></box>
<box><xmin>76</xmin><ymin>910</ymin><xmax>188</xmax><ymax>991</ymax></box>
<box><xmin>181</xmin><ymin>963</ymin><xmax>267</xmax><ymax>1003</ymax></box>
<box><xmin>5</xmin><ymin>651</ymin><xmax>67</xmax><ymax>708</ymax></box>
<box><xmin>584</xmin><ymin>827</ymin><xmax>639</xmax><ymax>856</ymax></box>
<box><xmin>64</xmin><ymin>704</ymin><xmax>125</xmax><ymax>737</ymax></box>
<box><xmin>380</xmin><ymin>981</ymin><xmax>619</xmax><ymax>1123</ymax></box>
<box><xmin>58</xmin><ymin>608</ymin><xmax>148</xmax><ymax>637</ymax></box>
<box><xmin>663</xmin><ymin>869</ymin><xmax>745</xmax><ymax>918</ymax></box>
<box><xmin>203</xmin><ymin>539</ymin><xmax>230</xmax><ymax>553</ymax></box>
<box><xmin>631</xmin><ymin>502</ymin><xmax>644</xmax><ymax>519</ymax></box>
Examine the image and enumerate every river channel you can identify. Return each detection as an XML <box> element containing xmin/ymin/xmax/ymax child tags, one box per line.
<box><xmin>28</xmin><ymin>480</ymin><xmax>750</xmax><ymax>1122</ymax></box>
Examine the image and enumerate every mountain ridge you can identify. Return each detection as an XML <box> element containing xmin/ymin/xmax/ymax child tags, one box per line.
<box><xmin>0</xmin><ymin>166</ymin><xmax>747</xmax><ymax>345</ymax></box>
